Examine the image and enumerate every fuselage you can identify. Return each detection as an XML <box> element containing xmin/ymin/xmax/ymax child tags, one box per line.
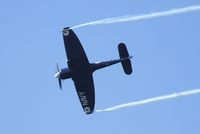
<box><xmin>56</xmin><ymin>57</ymin><xmax>131</xmax><ymax>81</ymax></box>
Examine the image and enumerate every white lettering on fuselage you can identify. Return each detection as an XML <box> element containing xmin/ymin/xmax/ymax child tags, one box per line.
<box><xmin>78</xmin><ymin>92</ymin><xmax>89</xmax><ymax>106</ymax></box>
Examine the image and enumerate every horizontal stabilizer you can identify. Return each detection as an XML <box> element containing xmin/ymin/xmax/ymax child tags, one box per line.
<box><xmin>118</xmin><ymin>43</ymin><xmax>133</xmax><ymax>75</ymax></box>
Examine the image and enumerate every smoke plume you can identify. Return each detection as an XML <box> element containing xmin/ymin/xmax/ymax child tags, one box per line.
<box><xmin>70</xmin><ymin>5</ymin><xmax>200</xmax><ymax>29</ymax></box>
<box><xmin>96</xmin><ymin>89</ymin><xmax>200</xmax><ymax>112</ymax></box>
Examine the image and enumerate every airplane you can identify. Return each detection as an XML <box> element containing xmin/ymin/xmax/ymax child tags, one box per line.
<box><xmin>54</xmin><ymin>27</ymin><xmax>133</xmax><ymax>114</ymax></box>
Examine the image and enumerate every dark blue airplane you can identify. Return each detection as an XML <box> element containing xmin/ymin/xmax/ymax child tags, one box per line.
<box><xmin>55</xmin><ymin>27</ymin><xmax>133</xmax><ymax>114</ymax></box>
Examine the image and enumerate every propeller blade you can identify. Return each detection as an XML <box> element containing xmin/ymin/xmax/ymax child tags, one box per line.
<box><xmin>55</xmin><ymin>63</ymin><xmax>62</xmax><ymax>90</ymax></box>
<box><xmin>56</xmin><ymin>63</ymin><xmax>60</xmax><ymax>72</ymax></box>
<box><xmin>58</xmin><ymin>78</ymin><xmax>62</xmax><ymax>90</ymax></box>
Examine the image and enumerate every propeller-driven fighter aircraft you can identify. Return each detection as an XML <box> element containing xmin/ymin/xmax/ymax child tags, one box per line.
<box><xmin>55</xmin><ymin>27</ymin><xmax>133</xmax><ymax>114</ymax></box>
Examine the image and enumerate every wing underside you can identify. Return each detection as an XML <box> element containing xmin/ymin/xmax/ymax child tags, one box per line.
<box><xmin>62</xmin><ymin>28</ymin><xmax>90</xmax><ymax>70</ymax></box>
<box><xmin>62</xmin><ymin>28</ymin><xmax>95</xmax><ymax>114</ymax></box>
<box><xmin>72</xmin><ymin>73</ymin><xmax>95</xmax><ymax>114</ymax></box>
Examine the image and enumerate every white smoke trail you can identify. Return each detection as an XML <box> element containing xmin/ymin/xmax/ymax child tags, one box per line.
<box><xmin>96</xmin><ymin>89</ymin><xmax>200</xmax><ymax>112</ymax></box>
<box><xmin>70</xmin><ymin>5</ymin><xmax>200</xmax><ymax>29</ymax></box>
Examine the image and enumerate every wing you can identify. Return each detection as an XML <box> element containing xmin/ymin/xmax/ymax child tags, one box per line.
<box><xmin>72</xmin><ymin>72</ymin><xmax>95</xmax><ymax>114</ymax></box>
<box><xmin>62</xmin><ymin>27</ymin><xmax>90</xmax><ymax>70</ymax></box>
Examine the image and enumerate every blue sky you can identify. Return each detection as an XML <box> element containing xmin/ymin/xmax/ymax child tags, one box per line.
<box><xmin>1</xmin><ymin>0</ymin><xmax>200</xmax><ymax>133</ymax></box>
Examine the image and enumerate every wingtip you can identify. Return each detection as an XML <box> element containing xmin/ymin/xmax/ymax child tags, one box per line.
<box><xmin>83</xmin><ymin>107</ymin><xmax>94</xmax><ymax>115</ymax></box>
<box><xmin>63</xmin><ymin>27</ymin><xmax>70</xmax><ymax>29</ymax></box>
<box><xmin>62</xmin><ymin>27</ymin><xmax>70</xmax><ymax>36</ymax></box>
<box><xmin>63</xmin><ymin>27</ymin><xmax>71</xmax><ymax>31</ymax></box>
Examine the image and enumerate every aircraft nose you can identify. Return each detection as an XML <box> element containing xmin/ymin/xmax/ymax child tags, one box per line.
<box><xmin>54</xmin><ymin>72</ymin><xmax>60</xmax><ymax>78</ymax></box>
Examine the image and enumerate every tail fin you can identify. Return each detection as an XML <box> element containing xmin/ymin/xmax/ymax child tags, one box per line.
<box><xmin>118</xmin><ymin>43</ymin><xmax>133</xmax><ymax>75</ymax></box>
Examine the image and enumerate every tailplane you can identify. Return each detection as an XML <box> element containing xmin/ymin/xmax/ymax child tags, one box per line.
<box><xmin>118</xmin><ymin>43</ymin><xmax>133</xmax><ymax>75</ymax></box>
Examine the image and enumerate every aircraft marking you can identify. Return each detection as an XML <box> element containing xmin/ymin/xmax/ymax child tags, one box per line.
<box><xmin>78</xmin><ymin>92</ymin><xmax>89</xmax><ymax>106</ymax></box>
<box><xmin>63</xmin><ymin>29</ymin><xmax>69</xmax><ymax>36</ymax></box>
<box><xmin>84</xmin><ymin>107</ymin><xmax>91</xmax><ymax>113</ymax></box>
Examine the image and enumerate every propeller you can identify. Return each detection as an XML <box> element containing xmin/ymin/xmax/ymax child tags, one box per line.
<box><xmin>55</xmin><ymin>63</ymin><xmax>62</xmax><ymax>90</ymax></box>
